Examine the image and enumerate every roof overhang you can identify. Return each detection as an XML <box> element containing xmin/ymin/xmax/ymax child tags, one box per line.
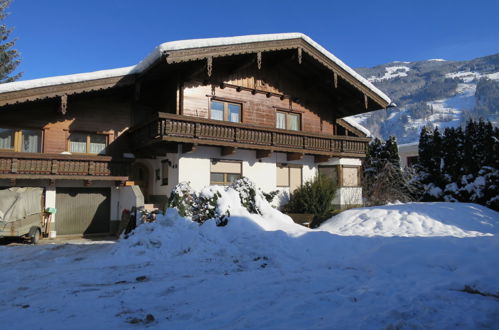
<box><xmin>0</xmin><ymin>33</ymin><xmax>391</xmax><ymax>110</ymax></box>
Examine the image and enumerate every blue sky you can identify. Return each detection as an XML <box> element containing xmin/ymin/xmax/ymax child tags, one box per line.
<box><xmin>6</xmin><ymin>0</ymin><xmax>499</xmax><ymax>80</ymax></box>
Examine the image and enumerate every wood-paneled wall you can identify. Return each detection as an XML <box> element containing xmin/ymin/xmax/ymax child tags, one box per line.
<box><xmin>182</xmin><ymin>78</ymin><xmax>335</xmax><ymax>135</ymax></box>
<box><xmin>0</xmin><ymin>94</ymin><xmax>133</xmax><ymax>156</ymax></box>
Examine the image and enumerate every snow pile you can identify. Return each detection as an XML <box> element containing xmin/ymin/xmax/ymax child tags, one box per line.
<box><xmin>320</xmin><ymin>202</ymin><xmax>497</xmax><ymax>237</ymax></box>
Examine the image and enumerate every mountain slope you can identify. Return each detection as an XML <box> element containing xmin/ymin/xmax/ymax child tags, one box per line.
<box><xmin>350</xmin><ymin>53</ymin><xmax>499</xmax><ymax>143</ymax></box>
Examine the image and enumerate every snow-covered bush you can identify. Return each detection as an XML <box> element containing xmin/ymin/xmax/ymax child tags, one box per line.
<box><xmin>167</xmin><ymin>178</ymin><xmax>276</xmax><ymax>226</ymax></box>
<box><xmin>167</xmin><ymin>182</ymin><xmax>229</xmax><ymax>226</ymax></box>
<box><xmin>167</xmin><ymin>182</ymin><xmax>195</xmax><ymax>218</ymax></box>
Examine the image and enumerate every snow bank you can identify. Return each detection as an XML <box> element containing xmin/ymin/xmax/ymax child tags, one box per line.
<box><xmin>320</xmin><ymin>202</ymin><xmax>498</xmax><ymax>237</ymax></box>
<box><xmin>1</xmin><ymin>199</ymin><xmax>498</xmax><ymax>328</ymax></box>
<box><xmin>0</xmin><ymin>33</ymin><xmax>391</xmax><ymax>105</ymax></box>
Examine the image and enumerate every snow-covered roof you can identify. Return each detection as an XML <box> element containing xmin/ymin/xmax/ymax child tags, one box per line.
<box><xmin>0</xmin><ymin>33</ymin><xmax>391</xmax><ymax>106</ymax></box>
<box><xmin>341</xmin><ymin>117</ymin><xmax>371</xmax><ymax>137</ymax></box>
<box><xmin>0</xmin><ymin>67</ymin><xmax>136</xmax><ymax>94</ymax></box>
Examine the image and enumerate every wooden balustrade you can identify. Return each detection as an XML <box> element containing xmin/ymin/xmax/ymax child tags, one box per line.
<box><xmin>0</xmin><ymin>152</ymin><xmax>131</xmax><ymax>181</ymax></box>
<box><xmin>130</xmin><ymin>112</ymin><xmax>370</xmax><ymax>157</ymax></box>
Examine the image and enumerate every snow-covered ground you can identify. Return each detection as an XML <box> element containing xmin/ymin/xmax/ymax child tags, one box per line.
<box><xmin>1</xmin><ymin>198</ymin><xmax>498</xmax><ymax>329</ymax></box>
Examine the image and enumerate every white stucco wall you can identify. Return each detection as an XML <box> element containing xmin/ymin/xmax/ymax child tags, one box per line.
<box><xmin>398</xmin><ymin>143</ymin><xmax>419</xmax><ymax>168</ymax></box>
<box><xmin>136</xmin><ymin>147</ymin><xmax>363</xmax><ymax>208</ymax></box>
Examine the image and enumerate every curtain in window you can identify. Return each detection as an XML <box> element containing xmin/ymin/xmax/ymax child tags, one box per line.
<box><xmin>276</xmin><ymin>112</ymin><xmax>286</xmax><ymax>129</ymax></box>
<box><xmin>288</xmin><ymin>114</ymin><xmax>299</xmax><ymax>131</ymax></box>
<box><xmin>210</xmin><ymin>101</ymin><xmax>224</xmax><ymax>121</ymax></box>
<box><xmin>69</xmin><ymin>133</ymin><xmax>87</xmax><ymax>153</ymax></box>
<box><xmin>0</xmin><ymin>128</ymin><xmax>14</xmax><ymax>150</ymax></box>
<box><xmin>228</xmin><ymin>104</ymin><xmax>240</xmax><ymax>122</ymax></box>
<box><xmin>90</xmin><ymin>135</ymin><xmax>106</xmax><ymax>154</ymax></box>
<box><xmin>21</xmin><ymin>130</ymin><xmax>42</xmax><ymax>152</ymax></box>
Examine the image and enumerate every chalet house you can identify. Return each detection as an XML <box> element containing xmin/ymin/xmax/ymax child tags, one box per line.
<box><xmin>0</xmin><ymin>33</ymin><xmax>392</xmax><ymax>237</ymax></box>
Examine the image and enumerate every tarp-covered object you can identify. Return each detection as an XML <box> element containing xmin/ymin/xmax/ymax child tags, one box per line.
<box><xmin>0</xmin><ymin>188</ymin><xmax>43</xmax><ymax>223</ymax></box>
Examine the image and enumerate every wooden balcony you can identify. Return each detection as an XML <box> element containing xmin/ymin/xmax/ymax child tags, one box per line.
<box><xmin>129</xmin><ymin>113</ymin><xmax>369</xmax><ymax>159</ymax></box>
<box><xmin>0</xmin><ymin>152</ymin><xmax>131</xmax><ymax>183</ymax></box>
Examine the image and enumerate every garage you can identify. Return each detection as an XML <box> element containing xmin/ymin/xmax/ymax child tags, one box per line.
<box><xmin>55</xmin><ymin>188</ymin><xmax>111</xmax><ymax>236</ymax></box>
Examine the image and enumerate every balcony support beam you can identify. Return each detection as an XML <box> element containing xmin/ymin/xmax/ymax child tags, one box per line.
<box><xmin>314</xmin><ymin>155</ymin><xmax>330</xmax><ymax>163</ymax></box>
<box><xmin>181</xmin><ymin>143</ymin><xmax>197</xmax><ymax>154</ymax></box>
<box><xmin>287</xmin><ymin>152</ymin><xmax>304</xmax><ymax>161</ymax></box>
<box><xmin>221</xmin><ymin>146</ymin><xmax>237</xmax><ymax>156</ymax></box>
<box><xmin>256</xmin><ymin>149</ymin><xmax>272</xmax><ymax>159</ymax></box>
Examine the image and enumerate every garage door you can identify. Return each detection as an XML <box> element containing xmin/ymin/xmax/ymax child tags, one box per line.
<box><xmin>56</xmin><ymin>188</ymin><xmax>110</xmax><ymax>235</ymax></box>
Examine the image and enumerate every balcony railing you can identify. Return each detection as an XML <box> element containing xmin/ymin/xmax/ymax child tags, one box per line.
<box><xmin>0</xmin><ymin>152</ymin><xmax>131</xmax><ymax>181</ymax></box>
<box><xmin>130</xmin><ymin>113</ymin><xmax>369</xmax><ymax>157</ymax></box>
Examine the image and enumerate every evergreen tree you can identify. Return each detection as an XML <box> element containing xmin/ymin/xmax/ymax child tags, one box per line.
<box><xmin>363</xmin><ymin>136</ymin><xmax>420</xmax><ymax>205</ymax></box>
<box><xmin>442</xmin><ymin>127</ymin><xmax>461</xmax><ymax>183</ymax></box>
<box><xmin>415</xmin><ymin>126</ymin><xmax>434</xmax><ymax>183</ymax></box>
<box><xmin>0</xmin><ymin>0</ymin><xmax>21</xmax><ymax>83</ymax></box>
<box><xmin>384</xmin><ymin>136</ymin><xmax>401</xmax><ymax>168</ymax></box>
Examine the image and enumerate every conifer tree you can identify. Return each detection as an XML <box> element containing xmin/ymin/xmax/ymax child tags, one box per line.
<box><xmin>0</xmin><ymin>0</ymin><xmax>21</xmax><ymax>83</ymax></box>
<box><xmin>416</xmin><ymin>126</ymin><xmax>434</xmax><ymax>183</ymax></box>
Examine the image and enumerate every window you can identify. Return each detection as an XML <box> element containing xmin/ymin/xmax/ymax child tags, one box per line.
<box><xmin>0</xmin><ymin>128</ymin><xmax>42</xmax><ymax>153</ymax></box>
<box><xmin>210</xmin><ymin>160</ymin><xmax>242</xmax><ymax>185</ymax></box>
<box><xmin>276</xmin><ymin>164</ymin><xmax>302</xmax><ymax>192</ymax></box>
<box><xmin>210</xmin><ymin>100</ymin><xmax>241</xmax><ymax>123</ymax></box>
<box><xmin>0</xmin><ymin>128</ymin><xmax>14</xmax><ymax>150</ymax></box>
<box><xmin>161</xmin><ymin>160</ymin><xmax>169</xmax><ymax>186</ymax></box>
<box><xmin>342</xmin><ymin>166</ymin><xmax>360</xmax><ymax>187</ymax></box>
<box><xmin>318</xmin><ymin>166</ymin><xmax>338</xmax><ymax>186</ymax></box>
<box><xmin>69</xmin><ymin>132</ymin><xmax>107</xmax><ymax>154</ymax></box>
<box><xmin>276</xmin><ymin>111</ymin><xmax>300</xmax><ymax>131</ymax></box>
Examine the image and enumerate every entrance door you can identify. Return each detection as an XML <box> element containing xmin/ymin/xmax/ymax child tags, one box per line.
<box><xmin>131</xmin><ymin>163</ymin><xmax>150</xmax><ymax>201</ymax></box>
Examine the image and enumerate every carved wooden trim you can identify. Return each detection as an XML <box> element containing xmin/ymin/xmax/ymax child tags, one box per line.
<box><xmin>163</xmin><ymin>38</ymin><xmax>389</xmax><ymax>109</ymax></box>
<box><xmin>59</xmin><ymin>94</ymin><xmax>68</xmax><ymax>115</ymax></box>
<box><xmin>0</xmin><ymin>75</ymin><xmax>136</xmax><ymax>106</ymax></box>
<box><xmin>207</xmin><ymin>57</ymin><xmax>213</xmax><ymax>77</ymax></box>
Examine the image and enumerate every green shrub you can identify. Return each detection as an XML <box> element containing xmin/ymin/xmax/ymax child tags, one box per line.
<box><xmin>283</xmin><ymin>175</ymin><xmax>337</xmax><ymax>220</ymax></box>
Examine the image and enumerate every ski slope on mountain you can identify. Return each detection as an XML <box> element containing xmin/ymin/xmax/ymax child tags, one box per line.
<box><xmin>353</xmin><ymin>54</ymin><xmax>499</xmax><ymax>143</ymax></box>
<box><xmin>0</xmin><ymin>198</ymin><xmax>498</xmax><ymax>329</ymax></box>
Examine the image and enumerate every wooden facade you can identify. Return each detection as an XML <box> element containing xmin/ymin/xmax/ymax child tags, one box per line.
<box><xmin>0</xmin><ymin>35</ymin><xmax>389</xmax><ymax>185</ymax></box>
